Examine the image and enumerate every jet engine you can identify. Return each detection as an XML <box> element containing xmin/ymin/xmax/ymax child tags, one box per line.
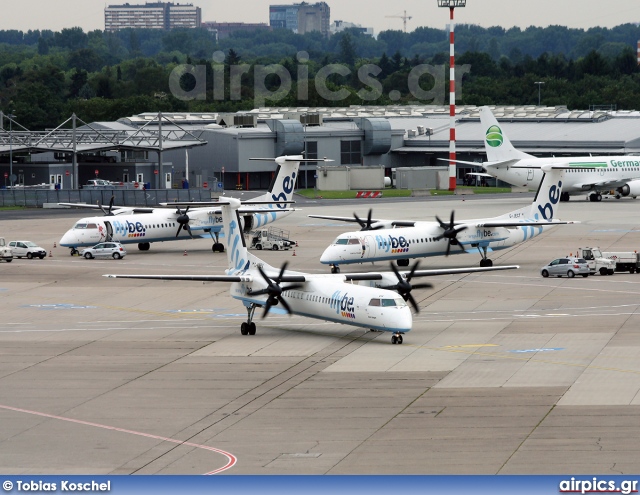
<box><xmin>617</xmin><ymin>180</ymin><xmax>640</xmax><ymax>198</ymax></box>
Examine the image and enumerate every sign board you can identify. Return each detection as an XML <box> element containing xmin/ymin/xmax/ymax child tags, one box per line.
<box><xmin>134</xmin><ymin>182</ymin><xmax>139</xmax><ymax>189</ymax></box>
<box><xmin>65</xmin><ymin>170</ymin><xmax>70</xmax><ymax>176</ymax></box>
<box><xmin>94</xmin><ymin>169</ymin><xmax>99</xmax><ymax>176</ymax></box>
<box><xmin>221</xmin><ymin>166</ymin><xmax>225</xmax><ymax>173</ymax></box>
<box><xmin>203</xmin><ymin>182</ymin><xmax>208</xmax><ymax>188</ymax></box>
<box><xmin>218</xmin><ymin>182</ymin><xmax>223</xmax><ymax>190</ymax></box>
<box><xmin>3</xmin><ymin>172</ymin><xmax>7</xmax><ymax>179</ymax></box>
<box><xmin>154</xmin><ymin>169</ymin><xmax>158</xmax><ymax>175</ymax></box>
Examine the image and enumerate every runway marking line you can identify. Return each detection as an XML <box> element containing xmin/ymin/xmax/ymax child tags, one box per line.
<box><xmin>0</xmin><ymin>403</ymin><xmax>237</xmax><ymax>475</ymax></box>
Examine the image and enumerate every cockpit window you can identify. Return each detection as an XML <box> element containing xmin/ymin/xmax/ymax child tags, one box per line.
<box><xmin>86</xmin><ymin>223</ymin><xmax>98</xmax><ymax>229</ymax></box>
<box><xmin>382</xmin><ymin>298</ymin><xmax>406</xmax><ymax>307</ymax></box>
<box><xmin>348</xmin><ymin>239</ymin><xmax>360</xmax><ymax>245</ymax></box>
<box><xmin>74</xmin><ymin>223</ymin><xmax>88</xmax><ymax>229</ymax></box>
<box><xmin>334</xmin><ymin>238</ymin><xmax>349</xmax><ymax>245</ymax></box>
<box><xmin>368</xmin><ymin>299</ymin><xmax>381</xmax><ymax>306</ymax></box>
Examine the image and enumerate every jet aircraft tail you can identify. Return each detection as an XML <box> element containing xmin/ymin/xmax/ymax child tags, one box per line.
<box><xmin>480</xmin><ymin>106</ymin><xmax>535</xmax><ymax>162</ymax></box>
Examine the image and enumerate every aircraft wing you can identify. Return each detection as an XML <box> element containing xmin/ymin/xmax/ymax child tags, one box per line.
<box><xmin>308</xmin><ymin>214</ymin><xmax>383</xmax><ymax>224</ymax></box>
<box><xmin>476</xmin><ymin>220</ymin><xmax>580</xmax><ymax>228</ymax></box>
<box><xmin>576</xmin><ymin>177</ymin><xmax>640</xmax><ymax>190</ymax></box>
<box><xmin>438</xmin><ymin>158</ymin><xmax>521</xmax><ymax>169</ymax></box>
<box><xmin>465</xmin><ymin>172</ymin><xmax>494</xmax><ymax>178</ymax></box>
<box><xmin>340</xmin><ymin>264</ymin><xmax>519</xmax><ymax>281</ymax></box>
<box><xmin>104</xmin><ymin>274</ymin><xmax>250</xmax><ymax>282</ymax></box>
<box><xmin>58</xmin><ymin>203</ymin><xmax>136</xmax><ymax>212</ymax></box>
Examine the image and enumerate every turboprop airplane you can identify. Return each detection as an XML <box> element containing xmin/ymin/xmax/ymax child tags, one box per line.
<box><xmin>314</xmin><ymin>166</ymin><xmax>579</xmax><ymax>272</ymax></box>
<box><xmin>450</xmin><ymin>106</ymin><xmax>640</xmax><ymax>202</ymax></box>
<box><xmin>104</xmin><ymin>198</ymin><xmax>518</xmax><ymax>345</ymax></box>
<box><xmin>59</xmin><ymin>155</ymin><xmax>309</xmax><ymax>255</ymax></box>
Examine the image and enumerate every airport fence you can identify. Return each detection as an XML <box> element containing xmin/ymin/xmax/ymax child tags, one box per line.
<box><xmin>0</xmin><ymin>188</ymin><xmax>213</xmax><ymax>208</ymax></box>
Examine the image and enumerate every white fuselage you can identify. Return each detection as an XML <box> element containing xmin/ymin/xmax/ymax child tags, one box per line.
<box><xmin>320</xmin><ymin>221</ymin><xmax>549</xmax><ymax>266</ymax></box>
<box><xmin>230</xmin><ymin>275</ymin><xmax>413</xmax><ymax>333</ymax></box>
<box><xmin>60</xmin><ymin>208</ymin><xmax>291</xmax><ymax>249</ymax></box>
<box><xmin>491</xmin><ymin>157</ymin><xmax>640</xmax><ymax>195</ymax></box>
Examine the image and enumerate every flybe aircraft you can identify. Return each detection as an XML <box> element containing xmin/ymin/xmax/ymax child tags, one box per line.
<box><xmin>315</xmin><ymin>166</ymin><xmax>580</xmax><ymax>272</ymax></box>
<box><xmin>105</xmin><ymin>198</ymin><xmax>518</xmax><ymax>345</ymax></box>
<box><xmin>458</xmin><ymin>106</ymin><xmax>640</xmax><ymax>202</ymax></box>
<box><xmin>59</xmin><ymin>156</ymin><xmax>303</xmax><ymax>255</ymax></box>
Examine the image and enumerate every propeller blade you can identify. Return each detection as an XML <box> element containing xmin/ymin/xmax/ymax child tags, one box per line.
<box><xmin>185</xmin><ymin>223</ymin><xmax>193</xmax><ymax>239</ymax></box>
<box><xmin>354</xmin><ymin>212</ymin><xmax>366</xmax><ymax>229</ymax></box>
<box><xmin>107</xmin><ymin>196</ymin><xmax>115</xmax><ymax>215</ymax></box>
<box><xmin>281</xmin><ymin>284</ymin><xmax>303</xmax><ymax>292</ymax></box>
<box><xmin>445</xmin><ymin>240</ymin><xmax>452</xmax><ymax>257</ymax></box>
<box><xmin>277</xmin><ymin>296</ymin><xmax>293</xmax><ymax>315</ymax></box>
<box><xmin>407</xmin><ymin>293</ymin><xmax>420</xmax><ymax>313</ymax></box>
<box><xmin>175</xmin><ymin>225</ymin><xmax>182</xmax><ymax>238</ymax></box>
<box><xmin>277</xmin><ymin>262</ymin><xmax>289</xmax><ymax>282</ymax></box>
<box><xmin>261</xmin><ymin>300</ymin><xmax>273</xmax><ymax>318</ymax></box>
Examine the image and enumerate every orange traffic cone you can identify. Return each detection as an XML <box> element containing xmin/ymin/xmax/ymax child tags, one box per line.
<box><xmin>53</xmin><ymin>242</ymin><xmax>57</xmax><ymax>248</ymax></box>
<box><xmin>292</xmin><ymin>249</ymin><xmax>296</xmax><ymax>256</ymax></box>
<box><xmin>183</xmin><ymin>250</ymin><xmax>188</xmax><ymax>256</ymax></box>
<box><xmin>295</xmin><ymin>240</ymin><xmax>299</xmax><ymax>247</ymax></box>
<box><xmin>49</xmin><ymin>250</ymin><xmax>52</xmax><ymax>257</ymax></box>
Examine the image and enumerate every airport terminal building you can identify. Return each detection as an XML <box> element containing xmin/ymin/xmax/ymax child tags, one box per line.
<box><xmin>3</xmin><ymin>105</ymin><xmax>640</xmax><ymax>192</ymax></box>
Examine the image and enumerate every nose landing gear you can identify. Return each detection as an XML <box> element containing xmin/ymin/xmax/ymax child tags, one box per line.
<box><xmin>391</xmin><ymin>332</ymin><xmax>404</xmax><ymax>345</ymax></box>
<box><xmin>240</xmin><ymin>304</ymin><xmax>257</xmax><ymax>335</ymax></box>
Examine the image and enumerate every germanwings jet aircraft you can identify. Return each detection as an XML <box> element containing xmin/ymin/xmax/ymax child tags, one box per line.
<box><xmin>458</xmin><ymin>106</ymin><xmax>640</xmax><ymax>202</ymax></box>
<box><xmin>105</xmin><ymin>198</ymin><xmax>518</xmax><ymax>345</ymax></box>
<box><xmin>315</xmin><ymin>166</ymin><xmax>579</xmax><ymax>272</ymax></box>
<box><xmin>59</xmin><ymin>156</ymin><xmax>304</xmax><ymax>255</ymax></box>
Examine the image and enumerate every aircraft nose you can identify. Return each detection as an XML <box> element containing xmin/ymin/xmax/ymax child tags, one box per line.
<box><xmin>319</xmin><ymin>247</ymin><xmax>333</xmax><ymax>264</ymax></box>
<box><xmin>59</xmin><ymin>230</ymin><xmax>74</xmax><ymax>247</ymax></box>
<box><xmin>399</xmin><ymin>306</ymin><xmax>413</xmax><ymax>332</ymax></box>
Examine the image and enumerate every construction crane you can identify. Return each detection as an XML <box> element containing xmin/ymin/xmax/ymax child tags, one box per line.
<box><xmin>385</xmin><ymin>10</ymin><xmax>412</xmax><ymax>33</ymax></box>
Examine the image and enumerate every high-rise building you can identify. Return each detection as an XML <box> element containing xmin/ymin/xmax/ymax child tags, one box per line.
<box><xmin>105</xmin><ymin>2</ymin><xmax>201</xmax><ymax>32</ymax></box>
<box><xmin>269</xmin><ymin>2</ymin><xmax>330</xmax><ymax>37</ymax></box>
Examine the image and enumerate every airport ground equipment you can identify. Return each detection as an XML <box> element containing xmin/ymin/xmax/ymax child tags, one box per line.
<box><xmin>250</xmin><ymin>227</ymin><xmax>292</xmax><ymax>251</ymax></box>
<box><xmin>573</xmin><ymin>247</ymin><xmax>616</xmax><ymax>275</ymax></box>
<box><xmin>0</xmin><ymin>238</ymin><xmax>12</xmax><ymax>262</ymax></box>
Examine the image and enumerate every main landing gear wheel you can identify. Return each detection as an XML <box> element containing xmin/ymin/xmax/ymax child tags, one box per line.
<box><xmin>479</xmin><ymin>258</ymin><xmax>493</xmax><ymax>267</ymax></box>
<box><xmin>212</xmin><ymin>243</ymin><xmax>225</xmax><ymax>252</ymax></box>
<box><xmin>330</xmin><ymin>265</ymin><xmax>340</xmax><ymax>274</ymax></box>
<box><xmin>138</xmin><ymin>242</ymin><xmax>150</xmax><ymax>251</ymax></box>
<box><xmin>70</xmin><ymin>248</ymin><xmax>78</xmax><ymax>256</ymax></box>
<box><xmin>240</xmin><ymin>305</ymin><xmax>258</xmax><ymax>335</ymax></box>
<box><xmin>589</xmin><ymin>193</ymin><xmax>602</xmax><ymax>202</ymax></box>
<box><xmin>391</xmin><ymin>333</ymin><xmax>404</xmax><ymax>345</ymax></box>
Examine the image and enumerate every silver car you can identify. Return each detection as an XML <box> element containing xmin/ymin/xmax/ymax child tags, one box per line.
<box><xmin>80</xmin><ymin>242</ymin><xmax>127</xmax><ymax>260</ymax></box>
<box><xmin>541</xmin><ymin>257</ymin><xmax>590</xmax><ymax>278</ymax></box>
<box><xmin>8</xmin><ymin>240</ymin><xmax>47</xmax><ymax>259</ymax></box>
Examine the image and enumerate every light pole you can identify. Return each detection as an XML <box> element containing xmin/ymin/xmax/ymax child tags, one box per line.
<box><xmin>535</xmin><ymin>81</ymin><xmax>545</xmax><ymax>106</ymax></box>
<box><xmin>6</xmin><ymin>113</ymin><xmax>15</xmax><ymax>188</ymax></box>
<box><xmin>437</xmin><ymin>0</ymin><xmax>466</xmax><ymax>191</ymax></box>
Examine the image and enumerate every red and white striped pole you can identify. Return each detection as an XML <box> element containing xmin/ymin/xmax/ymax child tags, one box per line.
<box><xmin>448</xmin><ymin>6</ymin><xmax>456</xmax><ymax>191</ymax></box>
<box><xmin>637</xmin><ymin>40</ymin><xmax>640</xmax><ymax>66</ymax></box>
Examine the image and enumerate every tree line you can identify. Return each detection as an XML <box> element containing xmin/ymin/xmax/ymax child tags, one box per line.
<box><xmin>0</xmin><ymin>24</ymin><xmax>639</xmax><ymax>129</ymax></box>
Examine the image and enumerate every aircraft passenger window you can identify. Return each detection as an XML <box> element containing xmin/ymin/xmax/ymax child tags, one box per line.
<box><xmin>335</xmin><ymin>239</ymin><xmax>349</xmax><ymax>245</ymax></box>
<box><xmin>369</xmin><ymin>299</ymin><xmax>380</xmax><ymax>306</ymax></box>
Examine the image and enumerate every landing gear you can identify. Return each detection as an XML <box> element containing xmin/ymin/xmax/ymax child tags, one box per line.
<box><xmin>330</xmin><ymin>265</ymin><xmax>340</xmax><ymax>274</ymax></box>
<box><xmin>240</xmin><ymin>304</ymin><xmax>257</xmax><ymax>335</ymax></box>
<box><xmin>70</xmin><ymin>248</ymin><xmax>79</xmax><ymax>256</ymax></box>
<box><xmin>397</xmin><ymin>259</ymin><xmax>410</xmax><ymax>267</ymax></box>
<box><xmin>138</xmin><ymin>242</ymin><xmax>150</xmax><ymax>251</ymax></box>
<box><xmin>477</xmin><ymin>246</ymin><xmax>493</xmax><ymax>267</ymax></box>
<box><xmin>589</xmin><ymin>193</ymin><xmax>602</xmax><ymax>202</ymax></box>
<box><xmin>209</xmin><ymin>231</ymin><xmax>225</xmax><ymax>252</ymax></box>
<box><xmin>391</xmin><ymin>332</ymin><xmax>404</xmax><ymax>345</ymax></box>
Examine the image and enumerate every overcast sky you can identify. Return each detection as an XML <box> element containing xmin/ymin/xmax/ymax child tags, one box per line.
<box><xmin>2</xmin><ymin>0</ymin><xmax>639</xmax><ymax>34</ymax></box>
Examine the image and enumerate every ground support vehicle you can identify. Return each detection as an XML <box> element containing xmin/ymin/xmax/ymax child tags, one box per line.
<box><xmin>575</xmin><ymin>247</ymin><xmax>639</xmax><ymax>274</ymax></box>
<box><xmin>541</xmin><ymin>257</ymin><xmax>590</xmax><ymax>278</ymax></box>
<box><xmin>8</xmin><ymin>241</ymin><xmax>46</xmax><ymax>259</ymax></box>
<box><xmin>0</xmin><ymin>238</ymin><xmax>12</xmax><ymax>262</ymax></box>
<box><xmin>250</xmin><ymin>227</ymin><xmax>292</xmax><ymax>251</ymax></box>
<box><xmin>573</xmin><ymin>247</ymin><xmax>616</xmax><ymax>275</ymax></box>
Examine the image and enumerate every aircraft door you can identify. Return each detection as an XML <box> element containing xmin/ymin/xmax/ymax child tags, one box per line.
<box><xmin>165</xmin><ymin>172</ymin><xmax>172</xmax><ymax>189</ymax></box>
<box><xmin>104</xmin><ymin>221</ymin><xmax>114</xmax><ymax>241</ymax></box>
<box><xmin>364</xmin><ymin>235</ymin><xmax>376</xmax><ymax>258</ymax></box>
<box><xmin>527</xmin><ymin>169</ymin><xmax>534</xmax><ymax>182</ymax></box>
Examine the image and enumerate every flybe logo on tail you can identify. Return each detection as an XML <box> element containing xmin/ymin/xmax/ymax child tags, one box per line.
<box><xmin>271</xmin><ymin>171</ymin><xmax>297</xmax><ymax>209</ymax></box>
<box><xmin>485</xmin><ymin>125</ymin><xmax>504</xmax><ymax>148</ymax></box>
<box><xmin>537</xmin><ymin>180</ymin><xmax>562</xmax><ymax>220</ymax></box>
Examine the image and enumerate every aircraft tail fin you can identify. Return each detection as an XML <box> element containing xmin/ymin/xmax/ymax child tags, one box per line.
<box><xmin>220</xmin><ymin>199</ymin><xmax>265</xmax><ymax>274</ymax></box>
<box><xmin>251</xmin><ymin>155</ymin><xmax>301</xmax><ymax>204</ymax></box>
<box><xmin>480</xmin><ymin>107</ymin><xmax>535</xmax><ymax>162</ymax></box>
<box><xmin>498</xmin><ymin>166</ymin><xmax>565</xmax><ymax>221</ymax></box>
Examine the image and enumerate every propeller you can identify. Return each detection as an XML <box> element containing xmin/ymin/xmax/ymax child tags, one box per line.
<box><xmin>175</xmin><ymin>206</ymin><xmax>193</xmax><ymax>238</ymax></box>
<box><xmin>249</xmin><ymin>262</ymin><xmax>303</xmax><ymax>318</ymax></box>
<box><xmin>354</xmin><ymin>209</ymin><xmax>383</xmax><ymax>231</ymax></box>
<box><xmin>99</xmin><ymin>196</ymin><xmax>115</xmax><ymax>216</ymax></box>
<box><xmin>381</xmin><ymin>261</ymin><xmax>432</xmax><ymax>313</ymax></box>
<box><xmin>434</xmin><ymin>211</ymin><xmax>468</xmax><ymax>256</ymax></box>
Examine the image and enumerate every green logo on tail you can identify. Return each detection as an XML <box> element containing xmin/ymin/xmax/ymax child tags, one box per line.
<box><xmin>486</xmin><ymin>125</ymin><xmax>503</xmax><ymax>148</ymax></box>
